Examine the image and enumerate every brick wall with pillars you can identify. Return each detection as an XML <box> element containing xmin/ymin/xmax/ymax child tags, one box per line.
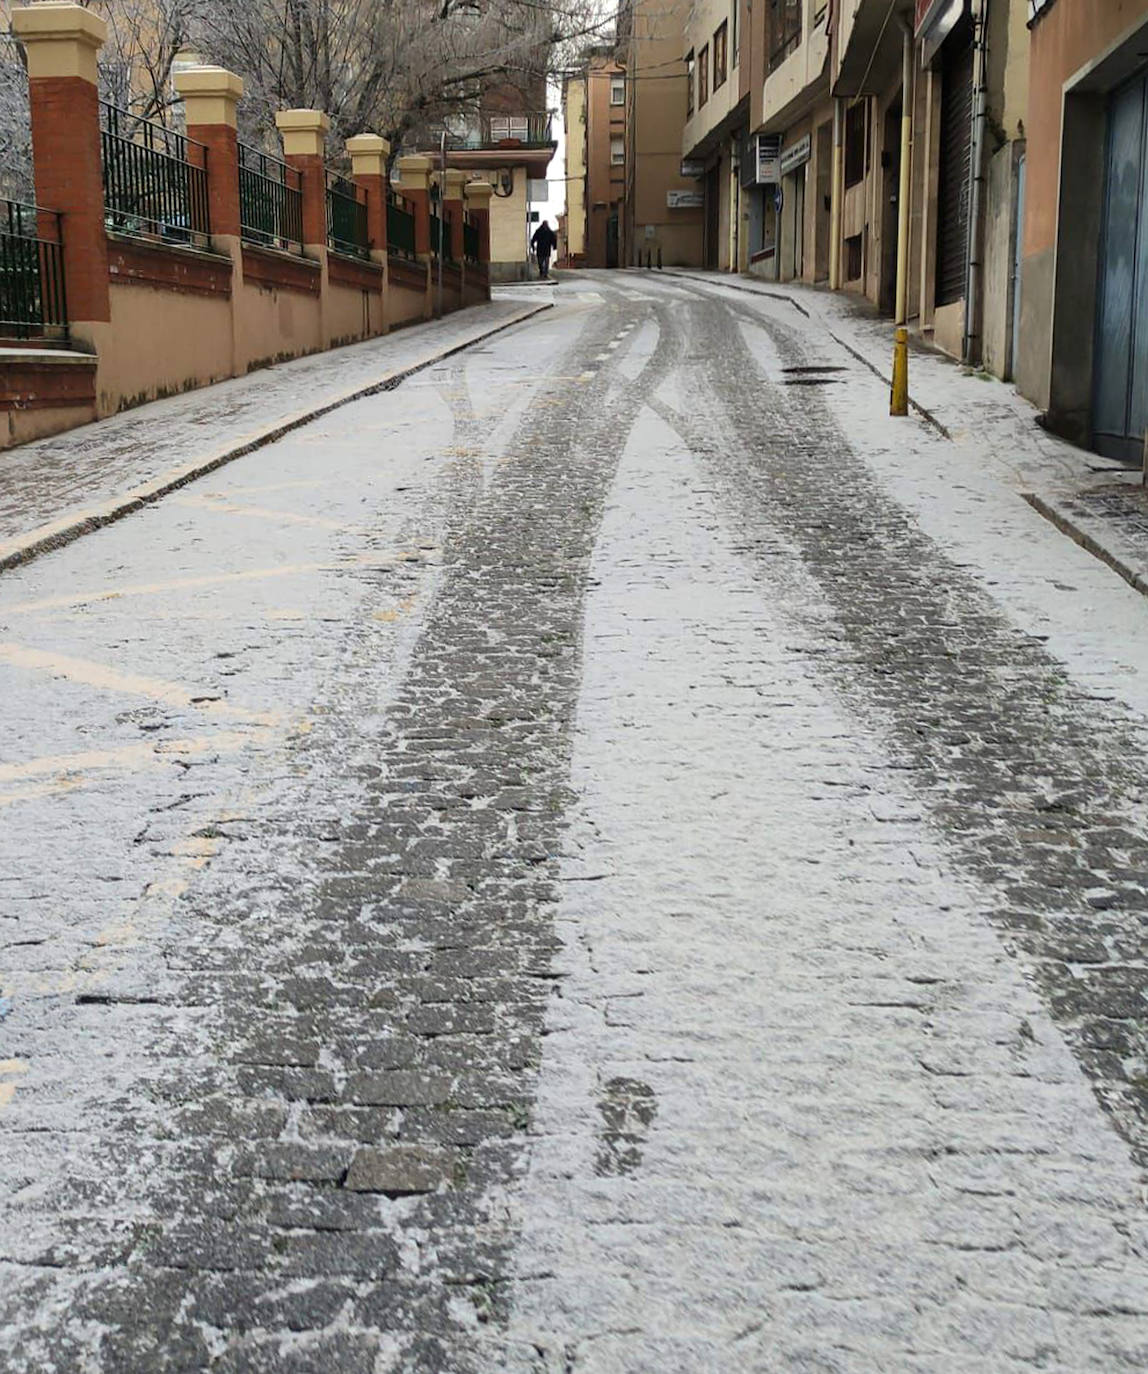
<box><xmin>396</xmin><ymin>155</ymin><xmax>433</xmax><ymax>259</ymax></box>
<box><xmin>275</xmin><ymin>109</ymin><xmax>331</xmax><ymax>251</ymax></box>
<box><xmin>444</xmin><ymin>169</ymin><xmax>467</xmax><ymax>263</ymax></box>
<box><xmin>175</xmin><ymin>67</ymin><xmax>244</xmax><ymax>242</ymax></box>
<box><xmin>12</xmin><ymin>4</ymin><xmax>110</xmax><ymax>343</ymax></box>
<box><xmin>464</xmin><ymin>181</ymin><xmax>494</xmax><ymax>266</ymax></box>
<box><xmin>346</xmin><ymin>133</ymin><xmax>389</xmax><ymax>264</ymax></box>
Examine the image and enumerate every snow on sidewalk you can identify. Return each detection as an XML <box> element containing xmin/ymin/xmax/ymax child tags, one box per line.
<box><xmin>0</xmin><ymin>299</ymin><xmax>545</xmax><ymax>566</ymax></box>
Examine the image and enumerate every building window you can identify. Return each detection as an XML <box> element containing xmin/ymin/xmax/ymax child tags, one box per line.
<box><xmin>610</xmin><ymin>77</ymin><xmax>625</xmax><ymax>106</ymax></box>
<box><xmin>732</xmin><ymin>1</ymin><xmax>740</xmax><ymax>66</ymax></box>
<box><xmin>698</xmin><ymin>43</ymin><xmax>709</xmax><ymax>106</ymax></box>
<box><xmin>844</xmin><ymin>101</ymin><xmax>867</xmax><ymax>188</ymax></box>
<box><xmin>714</xmin><ymin>22</ymin><xmax>728</xmax><ymax>89</ymax></box>
<box><xmin>611</xmin><ymin>136</ymin><xmax>625</xmax><ymax>166</ymax></box>
<box><xmin>685</xmin><ymin>51</ymin><xmax>695</xmax><ymax>116</ymax></box>
<box><xmin>768</xmin><ymin>0</ymin><xmax>801</xmax><ymax>72</ymax></box>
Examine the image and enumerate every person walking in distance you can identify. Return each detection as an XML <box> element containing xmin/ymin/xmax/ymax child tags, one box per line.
<box><xmin>531</xmin><ymin>220</ymin><xmax>557</xmax><ymax>279</ymax></box>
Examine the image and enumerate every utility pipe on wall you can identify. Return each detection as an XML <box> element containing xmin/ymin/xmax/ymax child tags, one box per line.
<box><xmin>962</xmin><ymin>0</ymin><xmax>989</xmax><ymax>363</ymax></box>
<box><xmin>829</xmin><ymin>98</ymin><xmax>843</xmax><ymax>290</ymax></box>
<box><xmin>895</xmin><ymin>24</ymin><xmax>914</xmax><ymax>325</ymax></box>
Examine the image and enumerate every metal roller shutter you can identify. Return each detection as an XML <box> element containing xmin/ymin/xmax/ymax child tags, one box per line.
<box><xmin>935</xmin><ymin>15</ymin><xmax>974</xmax><ymax>308</ymax></box>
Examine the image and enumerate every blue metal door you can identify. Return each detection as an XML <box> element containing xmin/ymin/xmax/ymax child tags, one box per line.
<box><xmin>1094</xmin><ymin>73</ymin><xmax>1148</xmax><ymax>462</ymax></box>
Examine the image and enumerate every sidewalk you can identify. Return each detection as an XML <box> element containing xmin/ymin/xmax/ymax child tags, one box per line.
<box><xmin>0</xmin><ymin>298</ymin><xmax>550</xmax><ymax>572</ymax></box>
<box><xmin>665</xmin><ymin>268</ymin><xmax>1148</xmax><ymax>598</ymax></box>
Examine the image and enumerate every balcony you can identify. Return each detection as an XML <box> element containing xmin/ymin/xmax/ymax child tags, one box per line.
<box><xmin>419</xmin><ymin>111</ymin><xmax>558</xmax><ymax>177</ymax></box>
<box><xmin>761</xmin><ymin>6</ymin><xmax>830</xmax><ymax>131</ymax></box>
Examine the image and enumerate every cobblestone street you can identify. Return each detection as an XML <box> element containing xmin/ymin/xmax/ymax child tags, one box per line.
<box><xmin>4</xmin><ymin>274</ymin><xmax>1148</xmax><ymax>1371</ymax></box>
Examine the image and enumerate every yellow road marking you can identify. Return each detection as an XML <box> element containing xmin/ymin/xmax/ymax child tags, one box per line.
<box><xmin>0</xmin><ymin>562</ymin><xmax>339</xmax><ymax>616</ymax></box>
<box><xmin>171</xmin><ymin>494</ymin><xmax>356</xmax><ymax>531</ymax></box>
<box><xmin>373</xmin><ymin>595</ymin><xmax>418</xmax><ymax>624</ymax></box>
<box><xmin>0</xmin><ymin>732</ymin><xmax>253</xmax><ymax>786</ymax></box>
<box><xmin>0</xmin><ymin>643</ymin><xmax>280</xmax><ymax>726</ymax></box>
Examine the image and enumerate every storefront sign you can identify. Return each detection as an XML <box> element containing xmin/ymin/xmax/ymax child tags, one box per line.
<box><xmin>667</xmin><ymin>189</ymin><xmax>704</xmax><ymax>208</ymax></box>
<box><xmin>756</xmin><ymin>134</ymin><xmax>781</xmax><ymax>185</ymax></box>
<box><xmin>779</xmin><ymin>134</ymin><xmax>812</xmax><ymax>177</ymax></box>
<box><xmin>680</xmin><ymin>159</ymin><xmax>705</xmax><ymax>178</ymax></box>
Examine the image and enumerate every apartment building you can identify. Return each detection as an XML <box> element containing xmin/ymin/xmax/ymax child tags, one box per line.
<box><xmin>618</xmin><ymin>0</ymin><xmax>705</xmax><ymax>268</ymax></box>
<box><xmin>681</xmin><ymin>0</ymin><xmax>748</xmax><ymax>268</ymax></box>
<box><xmin>563</xmin><ymin>47</ymin><xmax>627</xmax><ymax>267</ymax></box>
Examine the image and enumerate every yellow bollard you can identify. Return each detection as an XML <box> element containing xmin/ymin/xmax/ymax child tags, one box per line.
<box><xmin>890</xmin><ymin>327</ymin><xmax>909</xmax><ymax>417</ymax></box>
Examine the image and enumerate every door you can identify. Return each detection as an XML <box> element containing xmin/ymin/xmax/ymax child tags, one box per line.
<box><xmin>815</xmin><ymin>121</ymin><xmax>832</xmax><ymax>281</ymax></box>
<box><xmin>935</xmin><ymin>16</ymin><xmax>974</xmax><ymax>310</ymax></box>
<box><xmin>788</xmin><ymin>169</ymin><xmax>805</xmax><ymax>279</ymax></box>
<box><xmin>1094</xmin><ymin>72</ymin><xmax>1148</xmax><ymax>462</ymax></box>
<box><xmin>705</xmin><ymin>165</ymin><xmax>721</xmax><ymax>269</ymax></box>
<box><xmin>881</xmin><ymin>101</ymin><xmax>902</xmax><ymax>316</ymax></box>
<box><xmin>1010</xmin><ymin>153</ymin><xmax>1025</xmax><ymax>381</ymax></box>
<box><xmin>606</xmin><ymin>212</ymin><xmax>619</xmax><ymax>269</ymax></box>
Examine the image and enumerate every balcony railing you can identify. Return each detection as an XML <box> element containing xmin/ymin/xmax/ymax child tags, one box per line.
<box><xmin>239</xmin><ymin>143</ymin><xmax>303</xmax><ymax>253</ymax></box>
<box><xmin>326</xmin><ymin>170</ymin><xmax>369</xmax><ymax>259</ymax></box>
<box><xmin>387</xmin><ymin>190</ymin><xmax>417</xmax><ymax>259</ymax></box>
<box><xmin>433</xmin><ymin>111</ymin><xmax>554</xmax><ymax>151</ymax></box>
<box><xmin>100</xmin><ymin>102</ymin><xmax>210</xmax><ymax>249</ymax></box>
<box><xmin>0</xmin><ymin>199</ymin><xmax>67</xmax><ymax>340</ymax></box>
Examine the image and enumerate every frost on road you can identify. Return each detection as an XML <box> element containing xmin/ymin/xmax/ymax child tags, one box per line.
<box><xmin>2</xmin><ymin>276</ymin><xmax>1148</xmax><ymax>1372</ymax></box>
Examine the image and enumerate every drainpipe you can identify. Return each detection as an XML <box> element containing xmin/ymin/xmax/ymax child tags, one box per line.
<box><xmin>895</xmin><ymin>23</ymin><xmax>914</xmax><ymax>324</ymax></box>
<box><xmin>962</xmin><ymin>0</ymin><xmax>989</xmax><ymax>363</ymax></box>
<box><xmin>829</xmin><ymin>98</ymin><xmax>844</xmax><ymax>290</ymax></box>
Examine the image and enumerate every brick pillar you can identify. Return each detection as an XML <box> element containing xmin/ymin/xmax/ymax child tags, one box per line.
<box><xmin>175</xmin><ymin>65</ymin><xmax>244</xmax><ymax>377</ymax></box>
<box><xmin>275</xmin><ymin>108</ymin><xmax>330</xmax><ymax>344</ymax></box>
<box><xmin>12</xmin><ymin>4</ymin><xmax>110</xmax><ymax>345</ymax></box>
<box><xmin>444</xmin><ymin>169</ymin><xmax>467</xmax><ymax>264</ymax></box>
<box><xmin>464</xmin><ymin>181</ymin><xmax>494</xmax><ymax>265</ymax></box>
<box><xmin>346</xmin><ymin>133</ymin><xmax>390</xmax><ymax>263</ymax></box>
<box><xmin>175</xmin><ymin>67</ymin><xmax>244</xmax><ymax>242</ymax></box>
<box><xmin>275</xmin><ymin>109</ymin><xmax>331</xmax><ymax>252</ymax></box>
<box><xmin>396</xmin><ymin>155</ymin><xmax>433</xmax><ymax>259</ymax></box>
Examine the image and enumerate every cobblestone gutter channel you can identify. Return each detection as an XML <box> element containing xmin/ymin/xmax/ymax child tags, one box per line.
<box><xmin>671</xmin><ymin>290</ymin><xmax>1148</xmax><ymax>1168</ymax></box>
<box><xmin>0</xmin><ymin>303</ymin><xmax>678</xmax><ymax>1371</ymax></box>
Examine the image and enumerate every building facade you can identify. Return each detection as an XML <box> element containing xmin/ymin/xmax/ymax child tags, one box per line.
<box><xmin>563</xmin><ymin>48</ymin><xmax>627</xmax><ymax>268</ymax></box>
<box><xmin>681</xmin><ymin>0</ymin><xmax>748</xmax><ymax>269</ymax></box>
<box><xmin>1018</xmin><ymin>0</ymin><xmax>1148</xmax><ymax>460</ymax></box>
<box><xmin>618</xmin><ymin>0</ymin><xmax>705</xmax><ymax>268</ymax></box>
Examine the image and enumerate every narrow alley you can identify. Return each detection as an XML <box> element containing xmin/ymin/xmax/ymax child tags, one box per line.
<box><xmin>3</xmin><ymin>274</ymin><xmax>1148</xmax><ymax>1371</ymax></box>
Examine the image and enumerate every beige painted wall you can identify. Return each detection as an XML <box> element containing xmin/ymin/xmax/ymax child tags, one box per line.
<box><xmin>100</xmin><ymin>283</ymin><xmax>232</xmax><ymax>412</ymax></box>
<box><xmin>238</xmin><ymin>277</ymin><xmax>323</xmax><ymax>374</ymax></box>
<box><xmin>760</xmin><ymin>0</ymin><xmax>829</xmax><ymax>130</ymax></box>
<box><xmin>564</xmin><ymin>76</ymin><xmax>588</xmax><ymax>258</ymax></box>
<box><xmin>385</xmin><ymin>272</ymin><xmax>431</xmax><ymax>328</ymax></box>
<box><xmin>682</xmin><ymin>0</ymin><xmax>740</xmax><ymax>158</ymax></box>
<box><xmin>327</xmin><ymin>279</ymin><xmax>375</xmax><ymax>347</ymax></box>
<box><xmin>625</xmin><ymin>0</ymin><xmax>704</xmax><ymax>267</ymax></box>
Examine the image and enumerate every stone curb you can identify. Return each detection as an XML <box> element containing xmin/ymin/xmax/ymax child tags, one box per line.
<box><xmin>0</xmin><ymin>302</ymin><xmax>554</xmax><ymax>576</ymax></box>
<box><xmin>1022</xmin><ymin>491</ymin><xmax>1148</xmax><ymax>600</ymax></box>
<box><xmin>661</xmin><ymin>268</ymin><xmax>951</xmax><ymax>437</ymax></box>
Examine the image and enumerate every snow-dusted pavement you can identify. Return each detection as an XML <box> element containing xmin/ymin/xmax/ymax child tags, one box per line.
<box><xmin>3</xmin><ymin>273</ymin><xmax>1148</xmax><ymax>1371</ymax></box>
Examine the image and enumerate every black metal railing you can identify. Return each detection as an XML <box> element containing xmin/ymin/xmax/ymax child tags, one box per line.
<box><xmin>463</xmin><ymin>214</ymin><xmax>480</xmax><ymax>264</ymax></box>
<box><xmin>0</xmin><ymin>200</ymin><xmax>67</xmax><ymax>340</ymax></box>
<box><xmin>429</xmin><ymin>209</ymin><xmax>455</xmax><ymax>260</ymax></box>
<box><xmin>326</xmin><ymin>170</ymin><xmax>369</xmax><ymax>259</ymax></box>
<box><xmin>239</xmin><ymin>142</ymin><xmax>303</xmax><ymax>253</ymax></box>
<box><xmin>387</xmin><ymin>190</ymin><xmax>417</xmax><ymax>259</ymax></box>
<box><xmin>437</xmin><ymin>111</ymin><xmax>554</xmax><ymax>150</ymax></box>
<box><xmin>100</xmin><ymin>102</ymin><xmax>210</xmax><ymax>248</ymax></box>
